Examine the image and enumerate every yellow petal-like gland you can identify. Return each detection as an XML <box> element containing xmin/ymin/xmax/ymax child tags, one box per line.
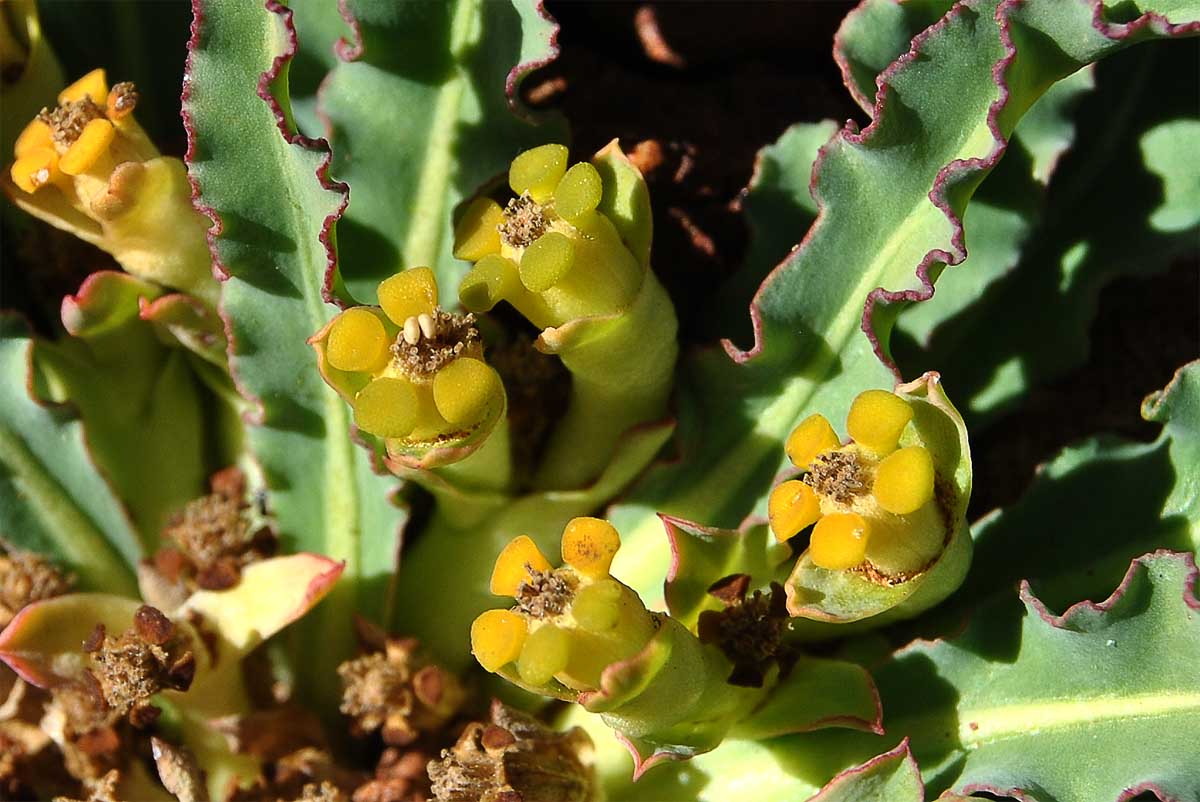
<box><xmin>846</xmin><ymin>389</ymin><xmax>914</xmax><ymax>455</ymax></box>
<box><xmin>571</xmin><ymin>579</ymin><xmax>622</xmax><ymax>632</ymax></box>
<box><xmin>58</xmin><ymin>68</ymin><xmax>108</xmax><ymax>104</ymax></box>
<box><xmin>452</xmin><ymin>197</ymin><xmax>504</xmax><ymax>261</ymax></box>
<box><xmin>14</xmin><ymin>119</ymin><xmax>52</xmax><ymax>158</ymax></box>
<box><xmin>810</xmin><ymin>513</ymin><xmax>870</xmax><ymax>570</ymax></box>
<box><xmin>519</xmin><ymin>231</ymin><xmax>575</xmax><ymax>293</ymax></box>
<box><xmin>327</xmin><ymin>308</ymin><xmax>390</xmax><ymax>373</ymax></box>
<box><xmin>490</xmin><ymin>535</ymin><xmax>552</xmax><ymax>597</ymax></box>
<box><xmin>785</xmin><ymin>413</ymin><xmax>841</xmax><ymax>469</ymax></box>
<box><xmin>560</xmin><ymin>517</ymin><xmax>621</xmax><ymax>579</ymax></box>
<box><xmin>378</xmin><ymin>267</ymin><xmax>438</xmax><ymax>326</ymax></box>
<box><xmin>517</xmin><ymin>624</ymin><xmax>570</xmax><ymax>686</ymax></box>
<box><xmin>471</xmin><ymin>610</ymin><xmax>528</xmax><ymax>673</ymax></box>
<box><xmin>59</xmin><ymin>118</ymin><xmax>115</xmax><ymax>176</ymax></box>
<box><xmin>768</xmin><ymin>480</ymin><xmax>822</xmax><ymax>543</ymax></box>
<box><xmin>553</xmin><ymin>162</ymin><xmax>603</xmax><ymax>222</ymax></box>
<box><xmin>431</xmin><ymin>357</ymin><xmax>498</xmax><ymax>425</ymax></box>
<box><xmin>459</xmin><ymin>254</ymin><xmax>522</xmax><ymax>313</ymax></box>
<box><xmin>353</xmin><ymin>377</ymin><xmax>419</xmax><ymax>438</ymax></box>
<box><xmin>510</xmin><ymin>144</ymin><xmax>569</xmax><ymax>203</ymax></box>
<box><xmin>872</xmin><ymin>445</ymin><xmax>935</xmax><ymax>515</ymax></box>
<box><xmin>9</xmin><ymin>148</ymin><xmax>57</xmax><ymax>194</ymax></box>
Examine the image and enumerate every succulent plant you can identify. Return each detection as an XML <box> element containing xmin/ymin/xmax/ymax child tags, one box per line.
<box><xmin>0</xmin><ymin>0</ymin><xmax>1197</xmax><ymax>800</ymax></box>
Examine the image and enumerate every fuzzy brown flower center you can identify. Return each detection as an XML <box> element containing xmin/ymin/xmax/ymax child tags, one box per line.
<box><xmin>498</xmin><ymin>193</ymin><xmax>548</xmax><ymax>249</ymax></box>
<box><xmin>804</xmin><ymin>449</ymin><xmax>868</xmax><ymax>504</ymax></box>
<box><xmin>39</xmin><ymin>98</ymin><xmax>105</xmax><ymax>148</ymax></box>
<box><xmin>515</xmin><ymin>567</ymin><xmax>576</xmax><ymax>619</ymax></box>
<box><xmin>390</xmin><ymin>308</ymin><xmax>479</xmax><ymax>379</ymax></box>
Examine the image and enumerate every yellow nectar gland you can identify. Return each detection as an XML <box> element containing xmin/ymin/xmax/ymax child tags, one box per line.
<box><xmin>471</xmin><ymin>610</ymin><xmax>528</xmax><ymax>673</ymax></box>
<box><xmin>58</xmin><ymin>68</ymin><xmax>108</xmax><ymax>105</ymax></box>
<box><xmin>452</xmin><ymin>197</ymin><xmax>504</xmax><ymax>261</ymax></box>
<box><xmin>59</xmin><ymin>118</ymin><xmax>115</xmax><ymax>176</ymax></box>
<box><xmin>14</xmin><ymin>119</ymin><xmax>53</xmax><ymax>158</ymax></box>
<box><xmin>509</xmin><ymin>143</ymin><xmax>568</xmax><ymax>204</ymax></box>
<box><xmin>846</xmin><ymin>389</ymin><xmax>914</xmax><ymax>455</ymax></box>
<box><xmin>517</xmin><ymin>624</ymin><xmax>570</xmax><ymax>686</ymax></box>
<box><xmin>768</xmin><ymin>480</ymin><xmax>822</xmax><ymax>543</ymax></box>
<box><xmin>490</xmin><ymin>535</ymin><xmax>552</xmax><ymax>597</ymax></box>
<box><xmin>10</xmin><ymin>148</ymin><xmax>57</xmax><ymax>194</ymax></box>
<box><xmin>553</xmin><ymin>162</ymin><xmax>603</xmax><ymax>222</ymax></box>
<box><xmin>786</xmin><ymin>413</ymin><xmax>842</xmax><ymax>470</ymax></box>
<box><xmin>570</xmin><ymin>579</ymin><xmax>623</xmax><ymax>631</ymax></box>
<box><xmin>519</xmin><ymin>231</ymin><xmax>575</xmax><ymax>293</ymax></box>
<box><xmin>327</xmin><ymin>308</ymin><xmax>389</xmax><ymax>373</ymax></box>
<box><xmin>560</xmin><ymin>517</ymin><xmax>621</xmax><ymax>579</ymax></box>
<box><xmin>378</xmin><ymin>267</ymin><xmax>437</xmax><ymax>326</ymax></box>
<box><xmin>432</xmin><ymin>357</ymin><xmax>498</xmax><ymax>425</ymax></box>
<box><xmin>458</xmin><ymin>254</ymin><xmax>523</xmax><ymax>313</ymax></box>
<box><xmin>353</xmin><ymin>377</ymin><xmax>418</xmax><ymax>438</ymax></box>
<box><xmin>872</xmin><ymin>445</ymin><xmax>935</xmax><ymax>515</ymax></box>
<box><xmin>810</xmin><ymin>513</ymin><xmax>870</xmax><ymax>570</ymax></box>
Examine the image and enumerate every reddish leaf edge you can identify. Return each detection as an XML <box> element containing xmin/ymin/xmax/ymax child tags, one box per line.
<box><xmin>723</xmin><ymin>0</ymin><xmax>1199</xmax><ymax>380</ymax></box>
<box><xmin>807</xmin><ymin>738</ymin><xmax>922</xmax><ymax>802</ymax></box>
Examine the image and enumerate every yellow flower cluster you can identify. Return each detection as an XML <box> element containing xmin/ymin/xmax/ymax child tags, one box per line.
<box><xmin>452</xmin><ymin>144</ymin><xmax>642</xmax><ymax>328</ymax></box>
<box><xmin>312</xmin><ymin>267</ymin><xmax>504</xmax><ymax>444</ymax></box>
<box><xmin>471</xmin><ymin>518</ymin><xmax>654</xmax><ymax>692</ymax></box>
<box><xmin>769</xmin><ymin>390</ymin><xmax>943</xmax><ymax>574</ymax></box>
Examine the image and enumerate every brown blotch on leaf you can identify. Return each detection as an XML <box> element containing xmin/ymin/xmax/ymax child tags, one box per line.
<box><xmin>428</xmin><ymin>702</ymin><xmax>595</xmax><ymax>802</ymax></box>
<box><xmin>338</xmin><ymin>630</ymin><xmax>464</xmax><ymax>747</ymax></box>
<box><xmin>515</xmin><ymin>567</ymin><xmax>576</xmax><ymax>620</ymax></box>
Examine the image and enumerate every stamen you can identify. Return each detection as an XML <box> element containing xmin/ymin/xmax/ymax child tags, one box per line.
<box><xmin>516</xmin><ymin>624</ymin><xmax>570</xmax><ymax>685</ymax></box>
<box><xmin>353</xmin><ymin>377</ymin><xmax>419</xmax><ymax>438</ymax></box>
<box><xmin>452</xmin><ymin>196</ymin><xmax>504</xmax><ymax>261</ymax></box>
<box><xmin>560</xmin><ymin>517</ymin><xmax>620</xmax><ymax>579</ymax></box>
<box><xmin>785</xmin><ymin>413</ymin><xmax>841</xmax><ymax>470</ymax></box>
<box><xmin>327</xmin><ymin>308</ymin><xmax>389</xmax><ymax>373</ymax></box>
<box><xmin>431</xmin><ymin>357</ymin><xmax>500</xmax><ymax>425</ymax></box>
<box><xmin>768</xmin><ymin>480</ymin><xmax>821</xmax><ymax>543</ymax></box>
<box><xmin>57</xmin><ymin>68</ymin><xmax>108</xmax><ymax>105</ymax></box>
<box><xmin>390</xmin><ymin>309</ymin><xmax>479</xmax><ymax>378</ymax></box>
<box><xmin>804</xmin><ymin>450</ymin><xmax>867</xmax><ymax>504</ymax></box>
<box><xmin>499</xmin><ymin>193</ymin><xmax>548</xmax><ymax>249</ymax></box>
<box><xmin>846</xmin><ymin>389</ymin><xmax>913</xmax><ymax>455</ymax></box>
<box><xmin>509</xmin><ymin>143</ymin><xmax>568</xmax><ymax>203</ymax></box>
<box><xmin>417</xmin><ymin>312</ymin><xmax>437</xmax><ymax>340</ymax></box>
<box><xmin>59</xmin><ymin>118</ymin><xmax>115</xmax><ymax>175</ymax></box>
<box><xmin>809</xmin><ymin>513</ymin><xmax>869</xmax><ymax>570</ymax></box>
<box><xmin>377</xmin><ymin>267</ymin><xmax>437</xmax><ymax>326</ymax></box>
<box><xmin>553</xmin><ymin>162</ymin><xmax>603</xmax><ymax>222</ymax></box>
<box><xmin>490</xmin><ymin>535</ymin><xmax>552</xmax><ymax>597</ymax></box>
<box><xmin>519</xmin><ymin>231</ymin><xmax>575</xmax><ymax>292</ymax></box>
<box><xmin>471</xmin><ymin>610</ymin><xmax>528</xmax><ymax>673</ymax></box>
<box><xmin>872</xmin><ymin>445</ymin><xmax>935</xmax><ymax>515</ymax></box>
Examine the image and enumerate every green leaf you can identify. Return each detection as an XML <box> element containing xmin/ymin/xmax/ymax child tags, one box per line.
<box><xmin>0</xmin><ymin>314</ymin><xmax>138</xmax><ymax>596</ymax></box>
<box><xmin>317</xmin><ymin>0</ymin><xmax>568</xmax><ymax>303</ymax></box>
<box><xmin>182</xmin><ymin>0</ymin><xmax>406</xmax><ymax>708</ymax></box>
<box><xmin>805</xmin><ymin>741</ymin><xmax>923</xmax><ymax>802</ymax></box>
<box><xmin>894</xmin><ymin>37</ymin><xmax>1200</xmax><ymax>425</ymax></box>
<box><xmin>37</xmin><ymin>272</ymin><xmax>209</xmax><ymax>545</ymax></box>
<box><xmin>608</xmin><ymin>0</ymin><xmax>1200</xmax><ymax>616</ymax></box>
<box><xmin>961</xmin><ymin>360</ymin><xmax>1200</xmax><ymax>613</ymax></box>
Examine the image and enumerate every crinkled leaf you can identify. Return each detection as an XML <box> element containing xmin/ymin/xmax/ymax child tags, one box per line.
<box><xmin>895</xmin><ymin>36</ymin><xmax>1200</xmax><ymax>425</ymax></box>
<box><xmin>0</xmin><ymin>315</ymin><xmax>138</xmax><ymax>595</ymax></box>
<box><xmin>183</xmin><ymin>0</ymin><xmax>406</xmax><ymax>707</ymax></box>
<box><xmin>316</xmin><ymin>0</ymin><xmax>568</xmax><ymax>302</ymax></box>
<box><xmin>609</xmin><ymin>0</ymin><xmax>1200</xmax><ymax>617</ymax></box>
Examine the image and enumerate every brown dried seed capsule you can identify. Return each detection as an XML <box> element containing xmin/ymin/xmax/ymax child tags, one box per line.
<box><xmin>133</xmin><ymin>606</ymin><xmax>174</xmax><ymax>645</ymax></box>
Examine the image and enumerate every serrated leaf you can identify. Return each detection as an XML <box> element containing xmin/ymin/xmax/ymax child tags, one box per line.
<box><xmin>608</xmin><ymin>0</ymin><xmax>1200</xmax><ymax>615</ymax></box>
<box><xmin>0</xmin><ymin>315</ymin><xmax>138</xmax><ymax>596</ymax></box>
<box><xmin>182</xmin><ymin>0</ymin><xmax>406</xmax><ymax>708</ymax></box>
<box><xmin>895</xmin><ymin>37</ymin><xmax>1199</xmax><ymax>424</ymax></box>
<box><xmin>316</xmin><ymin>0</ymin><xmax>568</xmax><ymax>303</ymax></box>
